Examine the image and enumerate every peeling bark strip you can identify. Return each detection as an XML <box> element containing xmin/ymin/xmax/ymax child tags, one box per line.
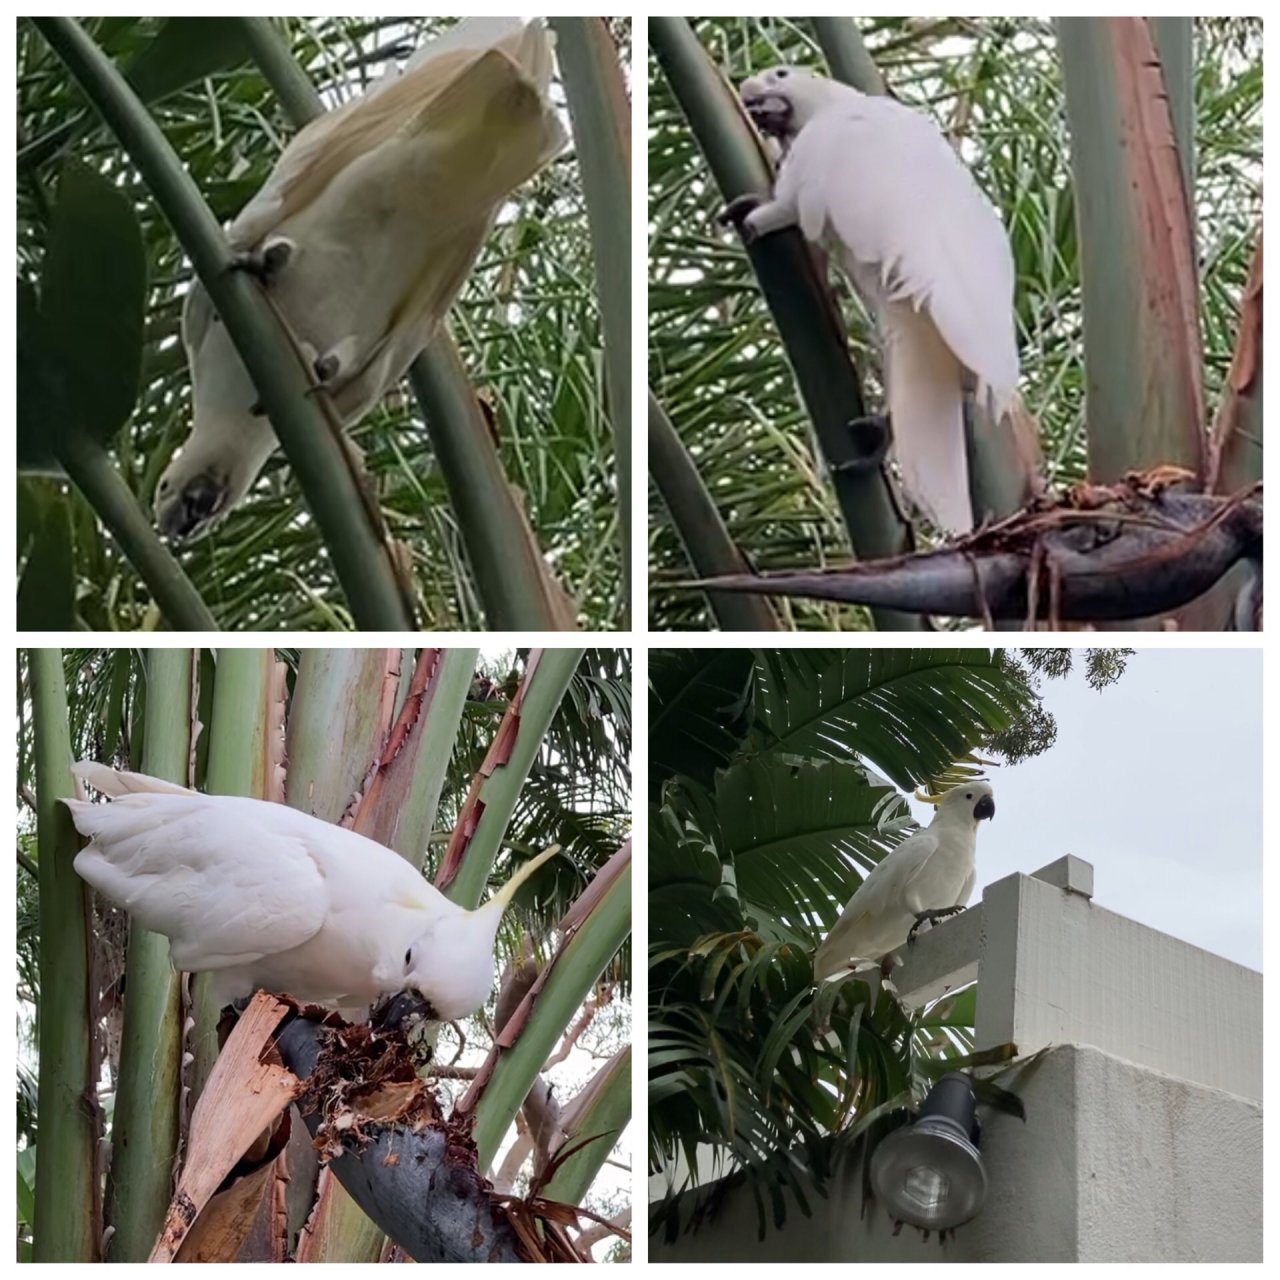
<box><xmin>172</xmin><ymin>1147</ymin><xmax>286</xmax><ymax>1262</ymax></box>
<box><xmin>379</xmin><ymin>648</ymin><xmax>440</xmax><ymax>767</ymax></box>
<box><xmin>691</xmin><ymin>476</ymin><xmax>1262</xmax><ymax>626</ymax></box>
<box><xmin>1109</xmin><ymin>16</ymin><xmax>1205</xmax><ymax>475</ymax></box>
<box><xmin>1208</xmin><ymin>230</ymin><xmax>1263</xmax><ymax>493</ymax></box>
<box><xmin>346</xmin><ymin>647</ymin><xmax>443</xmax><ymax>841</ymax></box>
<box><xmin>149</xmin><ymin>994</ymin><xmax>301</xmax><ymax>1262</ymax></box>
<box><xmin>345</xmin><ymin>648</ymin><xmax>404</xmax><ymax>826</ymax></box>
<box><xmin>435</xmin><ymin>650</ymin><xmax>542</xmax><ymax>891</ymax></box>
<box><xmin>269</xmin><ymin>1161</ymin><xmax>290</xmax><ymax>1262</ymax></box>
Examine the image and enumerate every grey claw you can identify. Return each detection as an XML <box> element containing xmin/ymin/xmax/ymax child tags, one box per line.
<box><xmin>831</xmin><ymin>414</ymin><xmax>892</xmax><ymax>474</ymax></box>
<box><xmin>720</xmin><ymin>192</ymin><xmax>764</xmax><ymax>241</ymax></box>
<box><xmin>260</xmin><ymin>239</ymin><xmax>293</xmax><ymax>277</ymax></box>
<box><xmin>229</xmin><ymin>237</ymin><xmax>293</xmax><ymax>283</ymax></box>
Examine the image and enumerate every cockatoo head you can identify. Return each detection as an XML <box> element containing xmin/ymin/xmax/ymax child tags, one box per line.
<box><xmin>396</xmin><ymin>843</ymin><xmax>562</xmax><ymax>1022</ymax></box>
<box><xmin>156</xmin><ymin>286</ymin><xmax>277</xmax><ymax>540</ymax></box>
<box><xmin>155</xmin><ymin>425</ymin><xmax>274</xmax><ymax>541</ymax></box>
<box><xmin>739</xmin><ymin>66</ymin><xmax>842</xmax><ymax>140</ymax></box>
<box><xmin>400</xmin><ymin>902</ymin><xmax>508</xmax><ymax>1022</ymax></box>
<box><xmin>929</xmin><ymin>781</ymin><xmax>996</xmax><ymax>825</ymax></box>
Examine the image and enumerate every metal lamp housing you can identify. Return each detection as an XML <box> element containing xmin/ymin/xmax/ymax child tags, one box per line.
<box><xmin>870</xmin><ymin>1072</ymin><xmax>988</xmax><ymax>1231</ymax></box>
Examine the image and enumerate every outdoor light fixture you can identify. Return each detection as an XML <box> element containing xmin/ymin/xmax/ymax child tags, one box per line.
<box><xmin>869</xmin><ymin>1071</ymin><xmax>987</xmax><ymax>1232</ymax></box>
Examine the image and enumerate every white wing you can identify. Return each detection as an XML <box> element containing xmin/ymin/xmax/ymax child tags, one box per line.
<box><xmin>779</xmin><ymin>96</ymin><xmax>1020</xmax><ymax>533</ymax></box>
<box><xmin>65</xmin><ymin>773</ymin><xmax>326</xmax><ymax>971</ymax></box>
<box><xmin>814</xmin><ymin>828</ymin><xmax>943</xmax><ymax>976</ymax></box>
<box><xmin>230</xmin><ymin>18</ymin><xmax>563</xmax><ymax>251</ymax></box>
<box><xmin>786</xmin><ymin>96</ymin><xmax>1018</xmax><ymax>396</ymax></box>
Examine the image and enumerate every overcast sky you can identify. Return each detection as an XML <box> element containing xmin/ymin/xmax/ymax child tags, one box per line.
<box><xmin>911</xmin><ymin>649</ymin><xmax>1262</xmax><ymax>972</ymax></box>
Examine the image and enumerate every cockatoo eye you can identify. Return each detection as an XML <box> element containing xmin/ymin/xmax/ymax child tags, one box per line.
<box><xmin>403</xmin><ymin>947</ymin><xmax>413</xmax><ymax>968</ymax></box>
<box><xmin>775</xmin><ymin>69</ymin><xmax>789</xmax><ymax>79</ymax></box>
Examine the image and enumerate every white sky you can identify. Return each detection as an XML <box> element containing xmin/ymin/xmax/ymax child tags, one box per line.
<box><xmin>922</xmin><ymin>648</ymin><xmax>1262</xmax><ymax>972</ymax></box>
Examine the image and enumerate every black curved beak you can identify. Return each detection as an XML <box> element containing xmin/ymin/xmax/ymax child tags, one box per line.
<box><xmin>974</xmin><ymin>795</ymin><xmax>996</xmax><ymax>821</ymax></box>
<box><xmin>159</xmin><ymin>473</ymin><xmax>227</xmax><ymax>540</ymax></box>
<box><xmin>742</xmin><ymin>94</ymin><xmax>793</xmax><ymax>138</ymax></box>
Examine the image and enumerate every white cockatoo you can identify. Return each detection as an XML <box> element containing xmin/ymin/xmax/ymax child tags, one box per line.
<box><xmin>63</xmin><ymin>761</ymin><xmax>560</xmax><ymax>1020</ymax></box>
<box><xmin>814</xmin><ymin>781</ymin><xmax>995</xmax><ymax>982</ymax></box>
<box><xmin>731</xmin><ymin>66</ymin><xmax>1033</xmax><ymax>536</ymax></box>
<box><xmin>156</xmin><ymin>17</ymin><xmax>567</xmax><ymax>539</ymax></box>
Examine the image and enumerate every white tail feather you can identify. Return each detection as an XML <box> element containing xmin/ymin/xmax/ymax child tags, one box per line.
<box><xmin>884</xmin><ymin>305</ymin><xmax>972</xmax><ymax>535</ymax></box>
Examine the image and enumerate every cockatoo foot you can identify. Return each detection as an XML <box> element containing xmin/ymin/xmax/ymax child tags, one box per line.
<box><xmin>907</xmin><ymin>904</ymin><xmax>966</xmax><ymax>946</ymax></box>
<box><xmin>230</xmin><ymin>237</ymin><xmax>294</xmax><ymax>283</ymax></box>
<box><xmin>311</xmin><ymin>336</ymin><xmax>358</xmax><ymax>389</ymax></box>
<box><xmin>830</xmin><ymin>414</ymin><xmax>891</xmax><ymax>473</ymax></box>
<box><xmin>719</xmin><ymin>192</ymin><xmax>765</xmax><ymax>241</ymax></box>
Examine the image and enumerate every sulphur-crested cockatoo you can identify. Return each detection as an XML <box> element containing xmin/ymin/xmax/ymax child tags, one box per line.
<box><xmin>729</xmin><ymin>66</ymin><xmax>1033</xmax><ymax>536</ymax></box>
<box><xmin>63</xmin><ymin>762</ymin><xmax>559</xmax><ymax>1019</ymax></box>
<box><xmin>814</xmin><ymin>781</ymin><xmax>995</xmax><ymax>981</ymax></box>
<box><xmin>156</xmin><ymin>17</ymin><xmax>567</xmax><ymax>539</ymax></box>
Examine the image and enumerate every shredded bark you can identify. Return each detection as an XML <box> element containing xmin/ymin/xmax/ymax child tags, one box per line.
<box><xmin>149</xmin><ymin>994</ymin><xmax>301</xmax><ymax>1262</ymax></box>
<box><xmin>347</xmin><ymin>648</ymin><xmax>446</xmax><ymax>848</ymax></box>
<box><xmin>692</xmin><ymin>470</ymin><xmax>1262</xmax><ymax>628</ymax></box>
<box><xmin>275</xmin><ymin>1013</ymin><xmax>523</xmax><ymax>1262</ymax></box>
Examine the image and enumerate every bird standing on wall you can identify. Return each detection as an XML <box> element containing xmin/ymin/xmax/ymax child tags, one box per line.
<box><xmin>725</xmin><ymin>65</ymin><xmax>1040</xmax><ymax>536</ymax></box>
<box><xmin>814</xmin><ymin>781</ymin><xmax>995</xmax><ymax>982</ymax></box>
<box><xmin>63</xmin><ymin>762</ymin><xmax>560</xmax><ymax>1021</ymax></box>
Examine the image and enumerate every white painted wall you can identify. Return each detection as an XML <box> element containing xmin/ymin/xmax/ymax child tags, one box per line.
<box><xmin>650</xmin><ymin>859</ymin><xmax>1263</xmax><ymax>1263</ymax></box>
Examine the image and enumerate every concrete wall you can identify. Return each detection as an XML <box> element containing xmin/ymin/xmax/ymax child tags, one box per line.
<box><xmin>651</xmin><ymin>1045</ymin><xmax>1262</xmax><ymax>1263</ymax></box>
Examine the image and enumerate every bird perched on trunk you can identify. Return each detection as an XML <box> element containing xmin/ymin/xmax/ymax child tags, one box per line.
<box><xmin>63</xmin><ymin>761</ymin><xmax>560</xmax><ymax>1020</ymax></box>
<box><xmin>156</xmin><ymin>17</ymin><xmax>567</xmax><ymax>540</ymax></box>
<box><xmin>814</xmin><ymin>781</ymin><xmax>995</xmax><ymax>982</ymax></box>
<box><xmin>724</xmin><ymin>65</ymin><xmax>1040</xmax><ymax>536</ymax></box>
